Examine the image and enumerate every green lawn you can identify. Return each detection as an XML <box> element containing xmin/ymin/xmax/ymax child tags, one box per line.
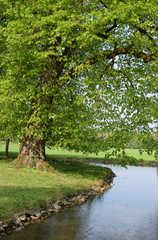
<box><xmin>47</xmin><ymin>148</ymin><xmax>156</xmax><ymax>162</ymax></box>
<box><xmin>0</xmin><ymin>143</ymin><xmax>19</xmax><ymax>159</ymax></box>
<box><xmin>0</xmin><ymin>143</ymin><xmax>156</xmax><ymax>162</ymax></box>
<box><xmin>0</xmin><ymin>143</ymin><xmax>157</xmax><ymax>222</ymax></box>
<box><xmin>0</xmin><ymin>146</ymin><xmax>112</xmax><ymax>222</ymax></box>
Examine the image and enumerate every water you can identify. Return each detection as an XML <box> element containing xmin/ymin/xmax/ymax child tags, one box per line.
<box><xmin>3</xmin><ymin>165</ymin><xmax>158</xmax><ymax>240</ymax></box>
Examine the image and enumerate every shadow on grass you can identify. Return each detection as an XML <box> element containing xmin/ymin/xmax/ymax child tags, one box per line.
<box><xmin>49</xmin><ymin>158</ymin><xmax>112</xmax><ymax>181</ymax></box>
<box><xmin>0</xmin><ymin>151</ymin><xmax>18</xmax><ymax>160</ymax></box>
<box><xmin>0</xmin><ymin>153</ymin><xmax>111</xmax><ymax>180</ymax></box>
<box><xmin>0</xmin><ymin>185</ymin><xmax>76</xmax><ymax>220</ymax></box>
<box><xmin>47</xmin><ymin>153</ymin><xmax>104</xmax><ymax>161</ymax></box>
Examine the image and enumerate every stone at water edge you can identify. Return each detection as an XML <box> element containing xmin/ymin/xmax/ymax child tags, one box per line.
<box><xmin>19</xmin><ymin>215</ymin><xmax>27</xmax><ymax>222</ymax></box>
<box><xmin>34</xmin><ymin>212</ymin><xmax>42</xmax><ymax>218</ymax></box>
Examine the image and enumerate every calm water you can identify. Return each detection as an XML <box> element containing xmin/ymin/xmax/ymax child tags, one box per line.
<box><xmin>3</xmin><ymin>165</ymin><xmax>158</xmax><ymax>240</ymax></box>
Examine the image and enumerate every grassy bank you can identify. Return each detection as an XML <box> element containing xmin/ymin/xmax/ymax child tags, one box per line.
<box><xmin>0</xmin><ymin>158</ymin><xmax>112</xmax><ymax>222</ymax></box>
<box><xmin>0</xmin><ymin>143</ymin><xmax>157</xmax><ymax>222</ymax></box>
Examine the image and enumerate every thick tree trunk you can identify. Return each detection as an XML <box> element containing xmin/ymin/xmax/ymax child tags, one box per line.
<box><xmin>5</xmin><ymin>139</ymin><xmax>10</xmax><ymax>159</ymax></box>
<box><xmin>13</xmin><ymin>72</ymin><xmax>56</xmax><ymax>173</ymax></box>
<box><xmin>13</xmin><ymin>136</ymin><xmax>54</xmax><ymax>173</ymax></box>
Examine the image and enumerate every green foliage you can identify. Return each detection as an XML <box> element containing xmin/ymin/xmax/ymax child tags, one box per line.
<box><xmin>0</xmin><ymin>0</ymin><xmax>158</xmax><ymax>163</ymax></box>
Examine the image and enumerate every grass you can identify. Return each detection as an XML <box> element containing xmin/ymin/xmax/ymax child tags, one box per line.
<box><xmin>0</xmin><ymin>143</ymin><xmax>19</xmax><ymax>159</ymax></box>
<box><xmin>0</xmin><ymin>143</ymin><xmax>156</xmax><ymax>162</ymax></box>
<box><xmin>0</xmin><ymin>143</ymin><xmax>157</xmax><ymax>221</ymax></box>
<box><xmin>0</xmin><ymin>152</ymin><xmax>112</xmax><ymax>222</ymax></box>
<box><xmin>46</xmin><ymin>147</ymin><xmax>156</xmax><ymax>162</ymax></box>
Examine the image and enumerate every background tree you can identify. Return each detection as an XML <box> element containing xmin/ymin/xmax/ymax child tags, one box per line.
<box><xmin>0</xmin><ymin>0</ymin><xmax>157</xmax><ymax>170</ymax></box>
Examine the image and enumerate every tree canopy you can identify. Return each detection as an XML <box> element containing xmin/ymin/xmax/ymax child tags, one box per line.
<box><xmin>0</xmin><ymin>0</ymin><xmax>158</xmax><ymax>169</ymax></box>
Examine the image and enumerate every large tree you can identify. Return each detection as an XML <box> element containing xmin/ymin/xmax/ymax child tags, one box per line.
<box><xmin>0</xmin><ymin>0</ymin><xmax>158</xmax><ymax>170</ymax></box>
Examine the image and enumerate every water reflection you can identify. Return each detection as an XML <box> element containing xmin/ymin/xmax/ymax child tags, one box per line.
<box><xmin>3</xmin><ymin>165</ymin><xmax>158</xmax><ymax>240</ymax></box>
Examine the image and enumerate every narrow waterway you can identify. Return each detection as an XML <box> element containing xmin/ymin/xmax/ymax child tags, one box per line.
<box><xmin>3</xmin><ymin>165</ymin><xmax>158</xmax><ymax>240</ymax></box>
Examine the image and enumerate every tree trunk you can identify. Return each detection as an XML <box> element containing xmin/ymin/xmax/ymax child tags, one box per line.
<box><xmin>13</xmin><ymin>72</ymin><xmax>56</xmax><ymax>173</ymax></box>
<box><xmin>5</xmin><ymin>139</ymin><xmax>10</xmax><ymax>159</ymax></box>
<box><xmin>13</xmin><ymin>136</ymin><xmax>54</xmax><ymax>173</ymax></box>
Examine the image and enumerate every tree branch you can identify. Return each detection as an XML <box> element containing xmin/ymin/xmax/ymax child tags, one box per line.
<box><xmin>99</xmin><ymin>0</ymin><xmax>108</xmax><ymax>9</ymax></box>
<box><xmin>96</xmin><ymin>19</ymin><xmax>117</xmax><ymax>39</ymax></box>
<box><xmin>148</xmin><ymin>25</ymin><xmax>158</xmax><ymax>31</ymax></box>
<box><xmin>89</xmin><ymin>45</ymin><xmax>157</xmax><ymax>64</ymax></box>
<box><xmin>134</xmin><ymin>25</ymin><xmax>154</xmax><ymax>41</ymax></box>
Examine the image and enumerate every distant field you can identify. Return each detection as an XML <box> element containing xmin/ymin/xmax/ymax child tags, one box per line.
<box><xmin>0</xmin><ymin>143</ymin><xmax>19</xmax><ymax>159</ymax></box>
<box><xmin>47</xmin><ymin>148</ymin><xmax>156</xmax><ymax>162</ymax></box>
<box><xmin>0</xmin><ymin>143</ymin><xmax>156</xmax><ymax>162</ymax></box>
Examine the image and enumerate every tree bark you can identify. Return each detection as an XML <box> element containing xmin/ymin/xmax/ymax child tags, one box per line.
<box><xmin>13</xmin><ymin>135</ymin><xmax>54</xmax><ymax>173</ymax></box>
<box><xmin>5</xmin><ymin>139</ymin><xmax>10</xmax><ymax>159</ymax></box>
<box><xmin>13</xmin><ymin>58</ymin><xmax>62</xmax><ymax>173</ymax></box>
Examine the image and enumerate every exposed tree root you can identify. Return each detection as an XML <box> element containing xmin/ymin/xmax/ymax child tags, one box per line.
<box><xmin>13</xmin><ymin>154</ymin><xmax>55</xmax><ymax>173</ymax></box>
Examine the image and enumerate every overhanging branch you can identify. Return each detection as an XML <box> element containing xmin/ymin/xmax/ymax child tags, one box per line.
<box><xmin>99</xmin><ymin>0</ymin><xmax>108</xmax><ymax>9</ymax></box>
<box><xmin>96</xmin><ymin>19</ymin><xmax>117</xmax><ymax>39</ymax></box>
<box><xmin>89</xmin><ymin>45</ymin><xmax>157</xmax><ymax>64</ymax></box>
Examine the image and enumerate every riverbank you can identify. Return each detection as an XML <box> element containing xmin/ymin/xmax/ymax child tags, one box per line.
<box><xmin>1</xmin><ymin>145</ymin><xmax>157</xmax><ymax>237</ymax></box>
<box><xmin>53</xmin><ymin>157</ymin><xmax>158</xmax><ymax>167</ymax></box>
<box><xmin>0</xmin><ymin>159</ymin><xmax>115</xmax><ymax>237</ymax></box>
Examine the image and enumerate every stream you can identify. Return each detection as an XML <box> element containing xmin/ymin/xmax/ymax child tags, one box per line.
<box><xmin>3</xmin><ymin>164</ymin><xmax>158</xmax><ymax>240</ymax></box>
